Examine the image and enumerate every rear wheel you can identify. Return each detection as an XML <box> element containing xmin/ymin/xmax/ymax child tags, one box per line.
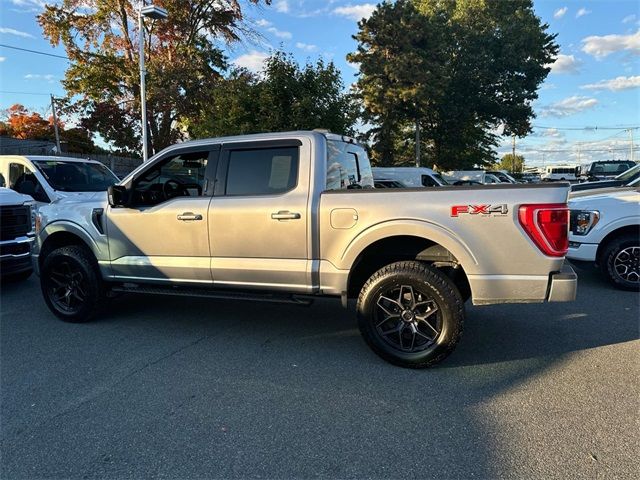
<box><xmin>40</xmin><ymin>245</ymin><xmax>106</xmax><ymax>322</ymax></box>
<box><xmin>600</xmin><ymin>234</ymin><xmax>640</xmax><ymax>291</ymax></box>
<box><xmin>356</xmin><ymin>261</ymin><xmax>464</xmax><ymax>368</ymax></box>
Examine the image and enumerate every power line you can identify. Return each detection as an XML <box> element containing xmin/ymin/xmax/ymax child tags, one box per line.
<box><xmin>0</xmin><ymin>43</ymin><xmax>69</xmax><ymax>60</ymax></box>
<box><xmin>0</xmin><ymin>90</ymin><xmax>52</xmax><ymax>96</ymax></box>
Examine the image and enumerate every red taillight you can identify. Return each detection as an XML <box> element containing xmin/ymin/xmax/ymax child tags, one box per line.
<box><xmin>518</xmin><ymin>204</ymin><xmax>569</xmax><ymax>257</ymax></box>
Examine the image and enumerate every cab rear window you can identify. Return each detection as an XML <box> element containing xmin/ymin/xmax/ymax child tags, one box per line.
<box><xmin>325</xmin><ymin>140</ymin><xmax>374</xmax><ymax>190</ymax></box>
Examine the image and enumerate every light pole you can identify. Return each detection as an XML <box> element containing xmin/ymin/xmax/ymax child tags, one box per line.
<box><xmin>139</xmin><ymin>3</ymin><xmax>168</xmax><ymax>162</ymax></box>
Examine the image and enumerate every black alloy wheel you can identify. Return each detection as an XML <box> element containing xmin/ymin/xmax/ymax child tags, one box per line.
<box><xmin>374</xmin><ymin>284</ymin><xmax>442</xmax><ymax>353</ymax></box>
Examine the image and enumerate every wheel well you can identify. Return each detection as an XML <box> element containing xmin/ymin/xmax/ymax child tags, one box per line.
<box><xmin>347</xmin><ymin>235</ymin><xmax>470</xmax><ymax>299</ymax></box>
<box><xmin>39</xmin><ymin>232</ymin><xmax>90</xmax><ymax>267</ymax></box>
<box><xmin>596</xmin><ymin>225</ymin><xmax>640</xmax><ymax>265</ymax></box>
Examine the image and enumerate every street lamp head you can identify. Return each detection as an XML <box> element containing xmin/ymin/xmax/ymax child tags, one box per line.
<box><xmin>141</xmin><ymin>5</ymin><xmax>168</xmax><ymax>20</ymax></box>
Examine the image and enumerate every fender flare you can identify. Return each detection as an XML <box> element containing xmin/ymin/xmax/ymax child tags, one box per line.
<box><xmin>39</xmin><ymin>220</ymin><xmax>105</xmax><ymax>261</ymax></box>
<box><xmin>338</xmin><ymin>219</ymin><xmax>479</xmax><ymax>275</ymax></box>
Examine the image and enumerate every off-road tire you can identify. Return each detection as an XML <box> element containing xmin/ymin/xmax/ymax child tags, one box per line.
<box><xmin>356</xmin><ymin>261</ymin><xmax>464</xmax><ymax>368</ymax></box>
<box><xmin>40</xmin><ymin>245</ymin><xmax>106</xmax><ymax>322</ymax></box>
<box><xmin>600</xmin><ymin>233</ymin><xmax>640</xmax><ymax>291</ymax></box>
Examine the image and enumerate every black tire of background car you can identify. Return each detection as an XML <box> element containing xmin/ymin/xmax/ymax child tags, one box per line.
<box><xmin>356</xmin><ymin>261</ymin><xmax>464</xmax><ymax>369</ymax></box>
<box><xmin>40</xmin><ymin>245</ymin><xmax>106</xmax><ymax>322</ymax></box>
<box><xmin>600</xmin><ymin>233</ymin><xmax>640</xmax><ymax>291</ymax></box>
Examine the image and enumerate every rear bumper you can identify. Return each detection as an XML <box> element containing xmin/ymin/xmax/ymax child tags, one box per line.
<box><xmin>469</xmin><ymin>263</ymin><xmax>577</xmax><ymax>305</ymax></box>
<box><xmin>547</xmin><ymin>264</ymin><xmax>578</xmax><ymax>302</ymax></box>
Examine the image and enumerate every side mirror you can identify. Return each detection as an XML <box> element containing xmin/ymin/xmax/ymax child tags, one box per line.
<box><xmin>108</xmin><ymin>185</ymin><xmax>129</xmax><ymax>207</ymax></box>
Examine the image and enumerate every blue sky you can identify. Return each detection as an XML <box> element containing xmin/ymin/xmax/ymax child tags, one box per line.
<box><xmin>1</xmin><ymin>0</ymin><xmax>639</xmax><ymax>167</ymax></box>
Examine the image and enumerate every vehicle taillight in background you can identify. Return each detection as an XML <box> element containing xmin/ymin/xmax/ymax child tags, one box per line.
<box><xmin>518</xmin><ymin>204</ymin><xmax>569</xmax><ymax>257</ymax></box>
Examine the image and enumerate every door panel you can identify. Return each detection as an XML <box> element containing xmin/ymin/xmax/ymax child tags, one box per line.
<box><xmin>106</xmin><ymin>148</ymin><xmax>216</xmax><ymax>283</ymax></box>
<box><xmin>209</xmin><ymin>140</ymin><xmax>311</xmax><ymax>292</ymax></box>
<box><xmin>107</xmin><ymin>196</ymin><xmax>213</xmax><ymax>282</ymax></box>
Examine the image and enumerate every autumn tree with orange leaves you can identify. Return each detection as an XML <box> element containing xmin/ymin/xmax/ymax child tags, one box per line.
<box><xmin>38</xmin><ymin>0</ymin><xmax>270</xmax><ymax>156</ymax></box>
<box><xmin>1</xmin><ymin>104</ymin><xmax>101</xmax><ymax>153</ymax></box>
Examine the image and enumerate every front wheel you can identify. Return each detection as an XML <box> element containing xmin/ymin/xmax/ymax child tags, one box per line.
<box><xmin>600</xmin><ymin>234</ymin><xmax>640</xmax><ymax>291</ymax></box>
<box><xmin>356</xmin><ymin>261</ymin><xmax>464</xmax><ymax>368</ymax></box>
<box><xmin>40</xmin><ymin>245</ymin><xmax>106</xmax><ymax>322</ymax></box>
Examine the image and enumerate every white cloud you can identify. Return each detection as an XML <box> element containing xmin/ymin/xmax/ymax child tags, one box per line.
<box><xmin>576</xmin><ymin>8</ymin><xmax>591</xmax><ymax>18</ymax></box>
<box><xmin>540</xmin><ymin>95</ymin><xmax>598</xmax><ymax>117</ymax></box>
<box><xmin>0</xmin><ymin>56</ymin><xmax>5</xmax><ymax>62</ymax></box>
<box><xmin>295</xmin><ymin>42</ymin><xmax>317</xmax><ymax>52</ymax></box>
<box><xmin>8</xmin><ymin>0</ymin><xmax>45</xmax><ymax>12</ymax></box>
<box><xmin>0</xmin><ymin>27</ymin><xmax>34</xmax><ymax>38</ymax></box>
<box><xmin>255</xmin><ymin>19</ymin><xmax>272</xmax><ymax>27</ymax></box>
<box><xmin>581</xmin><ymin>75</ymin><xmax>640</xmax><ymax>91</ymax></box>
<box><xmin>274</xmin><ymin>0</ymin><xmax>289</xmax><ymax>13</ymax></box>
<box><xmin>622</xmin><ymin>14</ymin><xmax>637</xmax><ymax>24</ymax></box>
<box><xmin>24</xmin><ymin>73</ymin><xmax>56</xmax><ymax>83</ymax></box>
<box><xmin>581</xmin><ymin>30</ymin><xmax>640</xmax><ymax>59</ymax></box>
<box><xmin>333</xmin><ymin>4</ymin><xmax>376</xmax><ymax>21</ymax></box>
<box><xmin>267</xmin><ymin>26</ymin><xmax>292</xmax><ymax>39</ymax></box>
<box><xmin>347</xmin><ymin>61</ymin><xmax>360</xmax><ymax>70</ymax></box>
<box><xmin>547</xmin><ymin>54</ymin><xmax>581</xmax><ymax>74</ymax></box>
<box><xmin>232</xmin><ymin>51</ymin><xmax>269</xmax><ymax>73</ymax></box>
<box><xmin>553</xmin><ymin>7</ymin><xmax>568</xmax><ymax>19</ymax></box>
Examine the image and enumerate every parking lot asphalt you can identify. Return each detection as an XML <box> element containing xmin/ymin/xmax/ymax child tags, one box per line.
<box><xmin>1</xmin><ymin>263</ymin><xmax>638</xmax><ymax>479</ymax></box>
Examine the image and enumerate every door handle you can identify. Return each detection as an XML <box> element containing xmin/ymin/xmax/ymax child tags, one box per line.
<box><xmin>177</xmin><ymin>212</ymin><xmax>203</xmax><ymax>221</ymax></box>
<box><xmin>271</xmin><ymin>211</ymin><xmax>301</xmax><ymax>220</ymax></box>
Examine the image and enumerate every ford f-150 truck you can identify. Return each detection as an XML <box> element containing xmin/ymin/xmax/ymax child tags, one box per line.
<box><xmin>33</xmin><ymin>131</ymin><xmax>577</xmax><ymax>368</ymax></box>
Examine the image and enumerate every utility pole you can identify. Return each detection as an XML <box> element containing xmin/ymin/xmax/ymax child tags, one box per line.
<box><xmin>512</xmin><ymin>134</ymin><xmax>516</xmax><ymax>157</ymax></box>
<box><xmin>628</xmin><ymin>128</ymin><xmax>635</xmax><ymax>162</ymax></box>
<box><xmin>415</xmin><ymin>117</ymin><xmax>420</xmax><ymax>168</ymax></box>
<box><xmin>50</xmin><ymin>94</ymin><xmax>61</xmax><ymax>154</ymax></box>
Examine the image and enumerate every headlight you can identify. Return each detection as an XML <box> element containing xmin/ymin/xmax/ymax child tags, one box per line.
<box><xmin>570</xmin><ymin>210</ymin><xmax>599</xmax><ymax>235</ymax></box>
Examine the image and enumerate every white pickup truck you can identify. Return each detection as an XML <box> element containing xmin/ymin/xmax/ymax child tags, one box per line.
<box><xmin>0</xmin><ymin>155</ymin><xmax>119</xmax><ymax>206</ymax></box>
<box><xmin>33</xmin><ymin>131</ymin><xmax>577</xmax><ymax>368</ymax></box>
<box><xmin>568</xmin><ymin>179</ymin><xmax>639</xmax><ymax>290</ymax></box>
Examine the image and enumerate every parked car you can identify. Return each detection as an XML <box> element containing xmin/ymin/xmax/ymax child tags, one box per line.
<box><xmin>0</xmin><ymin>187</ymin><xmax>35</xmax><ymax>282</ymax></box>
<box><xmin>486</xmin><ymin>171</ymin><xmax>519</xmax><ymax>184</ymax></box>
<box><xmin>446</xmin><ymin>170</ymin><xmax>503</xmax><ymax>185</ymax></box>
<box><xmin>374</xmin><ymin>179</ymin><xmax>406</xmax><ymax>188</ymax></box>
<box><xmin>34</xmin><ymin>131</ymin><xmax>576</xmax><ymax>368</ymax></box>
<box><xmin>372</xmin><ymin>167</ymin><xmax>448</xmax><ymax>187</ymax></box>
<box><xmin>567</xmin><ymin>178</ymin><xmax>639</xmax><ymax>290</ymax></box>
<box><xmin>571</xmin><ymin>164</ymin><xmax>640</xmax><ymax>193</ymax></box>
<box><xmin>541</xmin><ymin>165</ymin><xmax>578</xmax><ymax>182</ymax></box>
<box><xmin>577</xmin><ymin>160</ymin><xmax>636</xmax><ymax>182</ymax></box>
<box><xmin>0</xmin><ymin>155</ymin><xmax>120</xmax><ymax>207</ymax></box>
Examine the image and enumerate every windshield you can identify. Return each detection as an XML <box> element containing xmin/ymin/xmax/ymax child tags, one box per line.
<box><xmin>32</xmin><ymin>160</ymin><xmax>119</xmax><ymax>192</ymax></box>
<box><xmin>592</xmin><ymin>162</ymin><xmax>634</xmax><ymax>175</ymax></box>
<box><xmin>432</xmin><ymin>173</ymin><xmax>448</xmax><ymax>185</ymax></box>
<box><xmin>615</xmin><ymin>164</ymin><xmax>640</xmax><ymax>183</ymax></box>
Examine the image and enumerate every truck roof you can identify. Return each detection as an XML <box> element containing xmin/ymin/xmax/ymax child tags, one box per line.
<box><xmin>0</xmin><ymin>155</ymin><xmax>104</xmax><ymax>165</ymax></box>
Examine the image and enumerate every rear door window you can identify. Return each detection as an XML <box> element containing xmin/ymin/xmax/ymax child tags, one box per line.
<box><xmin>225</xmin><ymin>147</ymin><xmax>299</xmax><ymax>196</ymax></box>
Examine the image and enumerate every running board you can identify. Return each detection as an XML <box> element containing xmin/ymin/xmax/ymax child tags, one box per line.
<box><xmin>111</xmin><ymin>284</ymin><xmax>314</xmax><ymax>306</ymax></box>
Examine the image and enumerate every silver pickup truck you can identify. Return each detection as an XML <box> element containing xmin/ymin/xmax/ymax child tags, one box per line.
<box><xmin>33</xmin><ymin>131</ymin><xmax>577</xmax><ymax>368</ymax></box>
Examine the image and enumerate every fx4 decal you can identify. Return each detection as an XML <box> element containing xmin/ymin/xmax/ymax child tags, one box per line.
<box><xmin>451</xmin><ymin>204</ymin><xmax>509</xmax><ymax>217</ymax></box>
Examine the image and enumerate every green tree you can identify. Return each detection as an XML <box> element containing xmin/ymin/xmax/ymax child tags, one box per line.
<box><xmin>349</xmin><ymin>0</ymin><xmax>558</xmax><ymax>169</ymax></box>
<box><xmin>498</xmin><ymin>153</ymin><xmax>525</xmax><ymax>173</ymax></box>
<box><xmin>190</xmin><ymin>51</ymin><xmax>358</xmax><ymax>138</ymax></box>
<box><xmin>39</xmin><ymin>0</ymin><xmax>269</xmax><ymax>156</ymax></box>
